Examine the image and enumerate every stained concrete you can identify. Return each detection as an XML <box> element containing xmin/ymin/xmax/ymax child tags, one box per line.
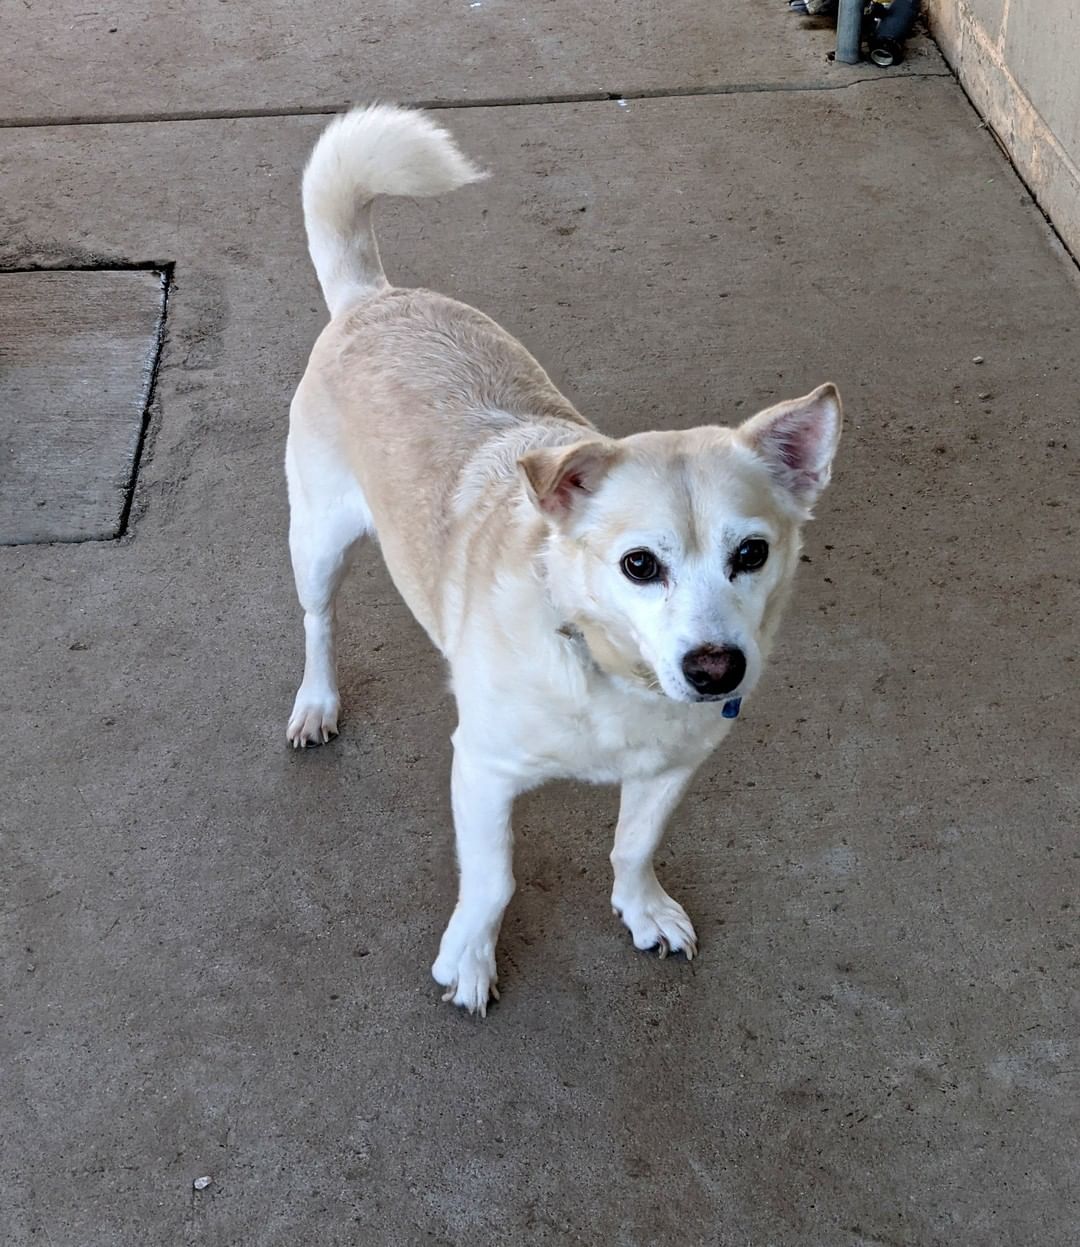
<box><xmin>2</xmin><ymin>20</ymin><xmax>1080</xmax><ymax>1247</ymax></box>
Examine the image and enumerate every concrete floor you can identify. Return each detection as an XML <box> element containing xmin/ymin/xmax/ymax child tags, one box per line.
<box><xmin>3</xmin><ymin>4</ymin><xmax>1079</xmax><ymax>1245</ymax></box>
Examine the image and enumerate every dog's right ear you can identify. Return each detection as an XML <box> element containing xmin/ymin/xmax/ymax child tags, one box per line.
<box><xmin>518</xmin><ymin>439</ymin><xmax>623</xmax><ymax>524</ymax></box>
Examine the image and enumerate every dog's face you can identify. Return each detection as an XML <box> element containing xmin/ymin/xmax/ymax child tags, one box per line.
<box><xmin>520</xmin><ymin>385</ymin><xmax>841</xmax><ymax>705</ymax></box>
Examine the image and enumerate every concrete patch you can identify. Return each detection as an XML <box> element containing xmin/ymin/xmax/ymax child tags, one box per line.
<box><xmin>0</xmin><ymin>268</ymin><xmax>167</xmax><ymax>543</ymax></box>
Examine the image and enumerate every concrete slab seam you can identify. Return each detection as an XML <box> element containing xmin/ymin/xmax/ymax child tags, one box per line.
<box><xmin>0</xmin><ymin>73</ymin><xmax>954</xmax><ymax>130</ymax></box>
<box><xmin>116</xmin><ymin>265</ymin><xmax>173</xmax><ymax>540</ymax></box>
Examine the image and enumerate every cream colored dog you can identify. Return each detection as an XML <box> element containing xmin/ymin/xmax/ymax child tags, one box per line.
<box><xmin>286</xmin><ymin>105</ymin><xmax>842</xmax><ymax>1015</ymax></box>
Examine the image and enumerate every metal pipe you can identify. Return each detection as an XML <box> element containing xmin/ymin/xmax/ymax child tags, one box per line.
<box><xmin>836</xmin><ymin>0</ymin><xmax>863</xmax><ymax>63</ymax></box>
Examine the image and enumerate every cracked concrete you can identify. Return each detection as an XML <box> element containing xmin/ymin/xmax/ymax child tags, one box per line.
<box><xmin>2</xmin><ymin>6</ymin><xmax>1079</xmax><ymax>1247</ymax></box>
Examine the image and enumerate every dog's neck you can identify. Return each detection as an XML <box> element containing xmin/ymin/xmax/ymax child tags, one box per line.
<box><xmin>537</xmin><ymin>532</ymin><xmax>660</xmax><ymax>693</ymax></box>
<box><xmin>556</xmin><ymin>617</ymin><xmax>659</xmax><ymax>693</ymax></box>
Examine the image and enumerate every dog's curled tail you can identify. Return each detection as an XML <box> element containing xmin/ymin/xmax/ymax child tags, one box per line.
<box><xmin>302</xmin><ymin>104</ymin><xmax>486</xmax><ymax>317</ymax></box>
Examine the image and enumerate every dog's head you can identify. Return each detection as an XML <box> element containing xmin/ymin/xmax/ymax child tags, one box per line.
<box><xmin>519</xmin><ymin>384</ymin><xmax>842</xmax><ymax>705</ymax></box>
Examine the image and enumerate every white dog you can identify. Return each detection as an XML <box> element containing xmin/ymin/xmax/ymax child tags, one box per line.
<box><xmin>285</xmin><ymin>105</ymin><xmax>842</xmax><ymax>1014</ymax></box>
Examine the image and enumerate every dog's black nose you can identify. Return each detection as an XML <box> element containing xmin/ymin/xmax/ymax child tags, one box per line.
<box><xmin>682</xmin><ymin>646</ymin><xmax>746</xmax><ymax>697</ymax></box>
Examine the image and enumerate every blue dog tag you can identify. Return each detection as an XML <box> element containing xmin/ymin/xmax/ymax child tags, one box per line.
<box><xmin>721</xmin><ymin>698</ymin><xmax>742</xmax><ymax>719</ymax></box>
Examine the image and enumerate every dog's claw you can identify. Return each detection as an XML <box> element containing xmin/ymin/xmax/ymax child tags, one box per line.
<box><xmin>432</xmin><ymin>943</ymin><xmax>499</xmax><ymax>1016</ymax></box>
<box><xmin>440</xmin><ymin>981</ymin><xmax>493</xmax><ymax>1017</ymax></box>
<box><xmin>286</xmin><ymin>694</ymin><xmax>340</xmax><ymax>749</ymax></box>
<box><xmin>612</xmin><ymin>885</ymin><xmax>698</xmax><ymax>962</ymax></box>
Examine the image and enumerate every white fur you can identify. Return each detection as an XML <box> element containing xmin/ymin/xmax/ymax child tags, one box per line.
<box><xmin>302</xmin><ymin>104</ymin><xmax>486</xmax><ymax>316</ymax></box>
<box><xmin>285</xmin><ymin>106</ymin><xmax>842</xmax><ymax>1015</ymax></box>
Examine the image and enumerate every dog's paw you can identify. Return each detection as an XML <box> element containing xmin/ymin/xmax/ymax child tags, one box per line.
<box><xmin>286</xmin><ymin>690</ymin><xmax>340</xmax><ymax>748</ymax></box>
<box><xmin>613</xmin><ymin>885</ymin><xmax>698</xmax><ymax>960</ymax></box>
<box><xmin>432</xmin><ymin>942</ymin><xmax>499</xmax><ymax>1017</ymax></box>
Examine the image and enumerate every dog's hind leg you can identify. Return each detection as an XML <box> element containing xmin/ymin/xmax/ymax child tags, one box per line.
<box><xmin>285</xmin><ymin>427</ymin><xmax>372</xmax><ymax>747</ymax></box>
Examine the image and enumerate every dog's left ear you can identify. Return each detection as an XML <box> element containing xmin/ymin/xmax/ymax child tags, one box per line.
<box><xmin>518</xmin><ymin>438</ymin><xmax>623</xmax><ymax>524</ymax></box>
<box><xmin>736</xmin><ymin>382</ymin><xmax>842</xmax><ymax>509</ymax></box>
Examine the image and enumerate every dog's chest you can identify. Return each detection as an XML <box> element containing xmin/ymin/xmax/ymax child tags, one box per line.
<box><xmin>519</xmin><ymin>677</ymin><xmax>728</xmax><ymax>783</ymax></box>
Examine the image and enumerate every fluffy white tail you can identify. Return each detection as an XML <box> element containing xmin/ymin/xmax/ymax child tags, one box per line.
<box><xmin>301</xmin><ymin>104</ymin><xmax>486</xmax><ymax>317</ymax></box>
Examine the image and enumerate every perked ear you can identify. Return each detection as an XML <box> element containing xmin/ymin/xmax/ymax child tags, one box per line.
<box><xmin>518</xmin><ymin>439</ymin><xmax>623</xmax><ymax>523</ymax></box>
<box><xmin>736</xmin><ymin>382</ymin><xmax>842</xmax><ymax>508</ymax></box>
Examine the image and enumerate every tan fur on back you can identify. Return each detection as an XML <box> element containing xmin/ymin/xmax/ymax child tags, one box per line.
<box><xmin>293</xmin><ymin>287</ymin><xmax>590</xmax><ymax>644</ymax></box>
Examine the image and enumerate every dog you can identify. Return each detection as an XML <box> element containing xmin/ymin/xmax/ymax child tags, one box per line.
<box><xmin>285</xmin><ymin>105</ymin><xmax>842</xmax><ymax>1014</ymax></box>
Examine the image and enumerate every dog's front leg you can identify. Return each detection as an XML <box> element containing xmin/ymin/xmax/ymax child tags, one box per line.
<box><xmin>611</xmin><ymin>766</ymin><xmax>700</xmax><ymax>959</ymax></box>
<box><xmin>432</xmin><ymin>742</ymin><xmax>519</xmax><ymax>1016</ymax></box>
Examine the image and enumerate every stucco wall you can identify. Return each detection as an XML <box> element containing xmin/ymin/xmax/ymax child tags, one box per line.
<box><xmin>927</xmin><ymin>0</ymin><xmax>1080</xmax><ymax>258</ymax></box>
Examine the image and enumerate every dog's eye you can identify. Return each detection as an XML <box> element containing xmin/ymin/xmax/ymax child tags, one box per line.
<box><xmin>732</xmin><ymin>538</ymin><xmax>769</xmax><ymax>575</ymax></box>
<box><xmin>620</xmin><ymin>549</ymin><xmax>663</xmax><ymax>583</ymax></box>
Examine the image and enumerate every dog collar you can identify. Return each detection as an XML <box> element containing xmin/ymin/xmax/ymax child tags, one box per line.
<box><xmin>556</xmin><ymin>621</ymin><xmax>652</xmax><ymax>688</ymax></box>
<box><xmin>556</xmin><ymin>622</ymin><xmax>601</xmax><ymax>673</ymax></box>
